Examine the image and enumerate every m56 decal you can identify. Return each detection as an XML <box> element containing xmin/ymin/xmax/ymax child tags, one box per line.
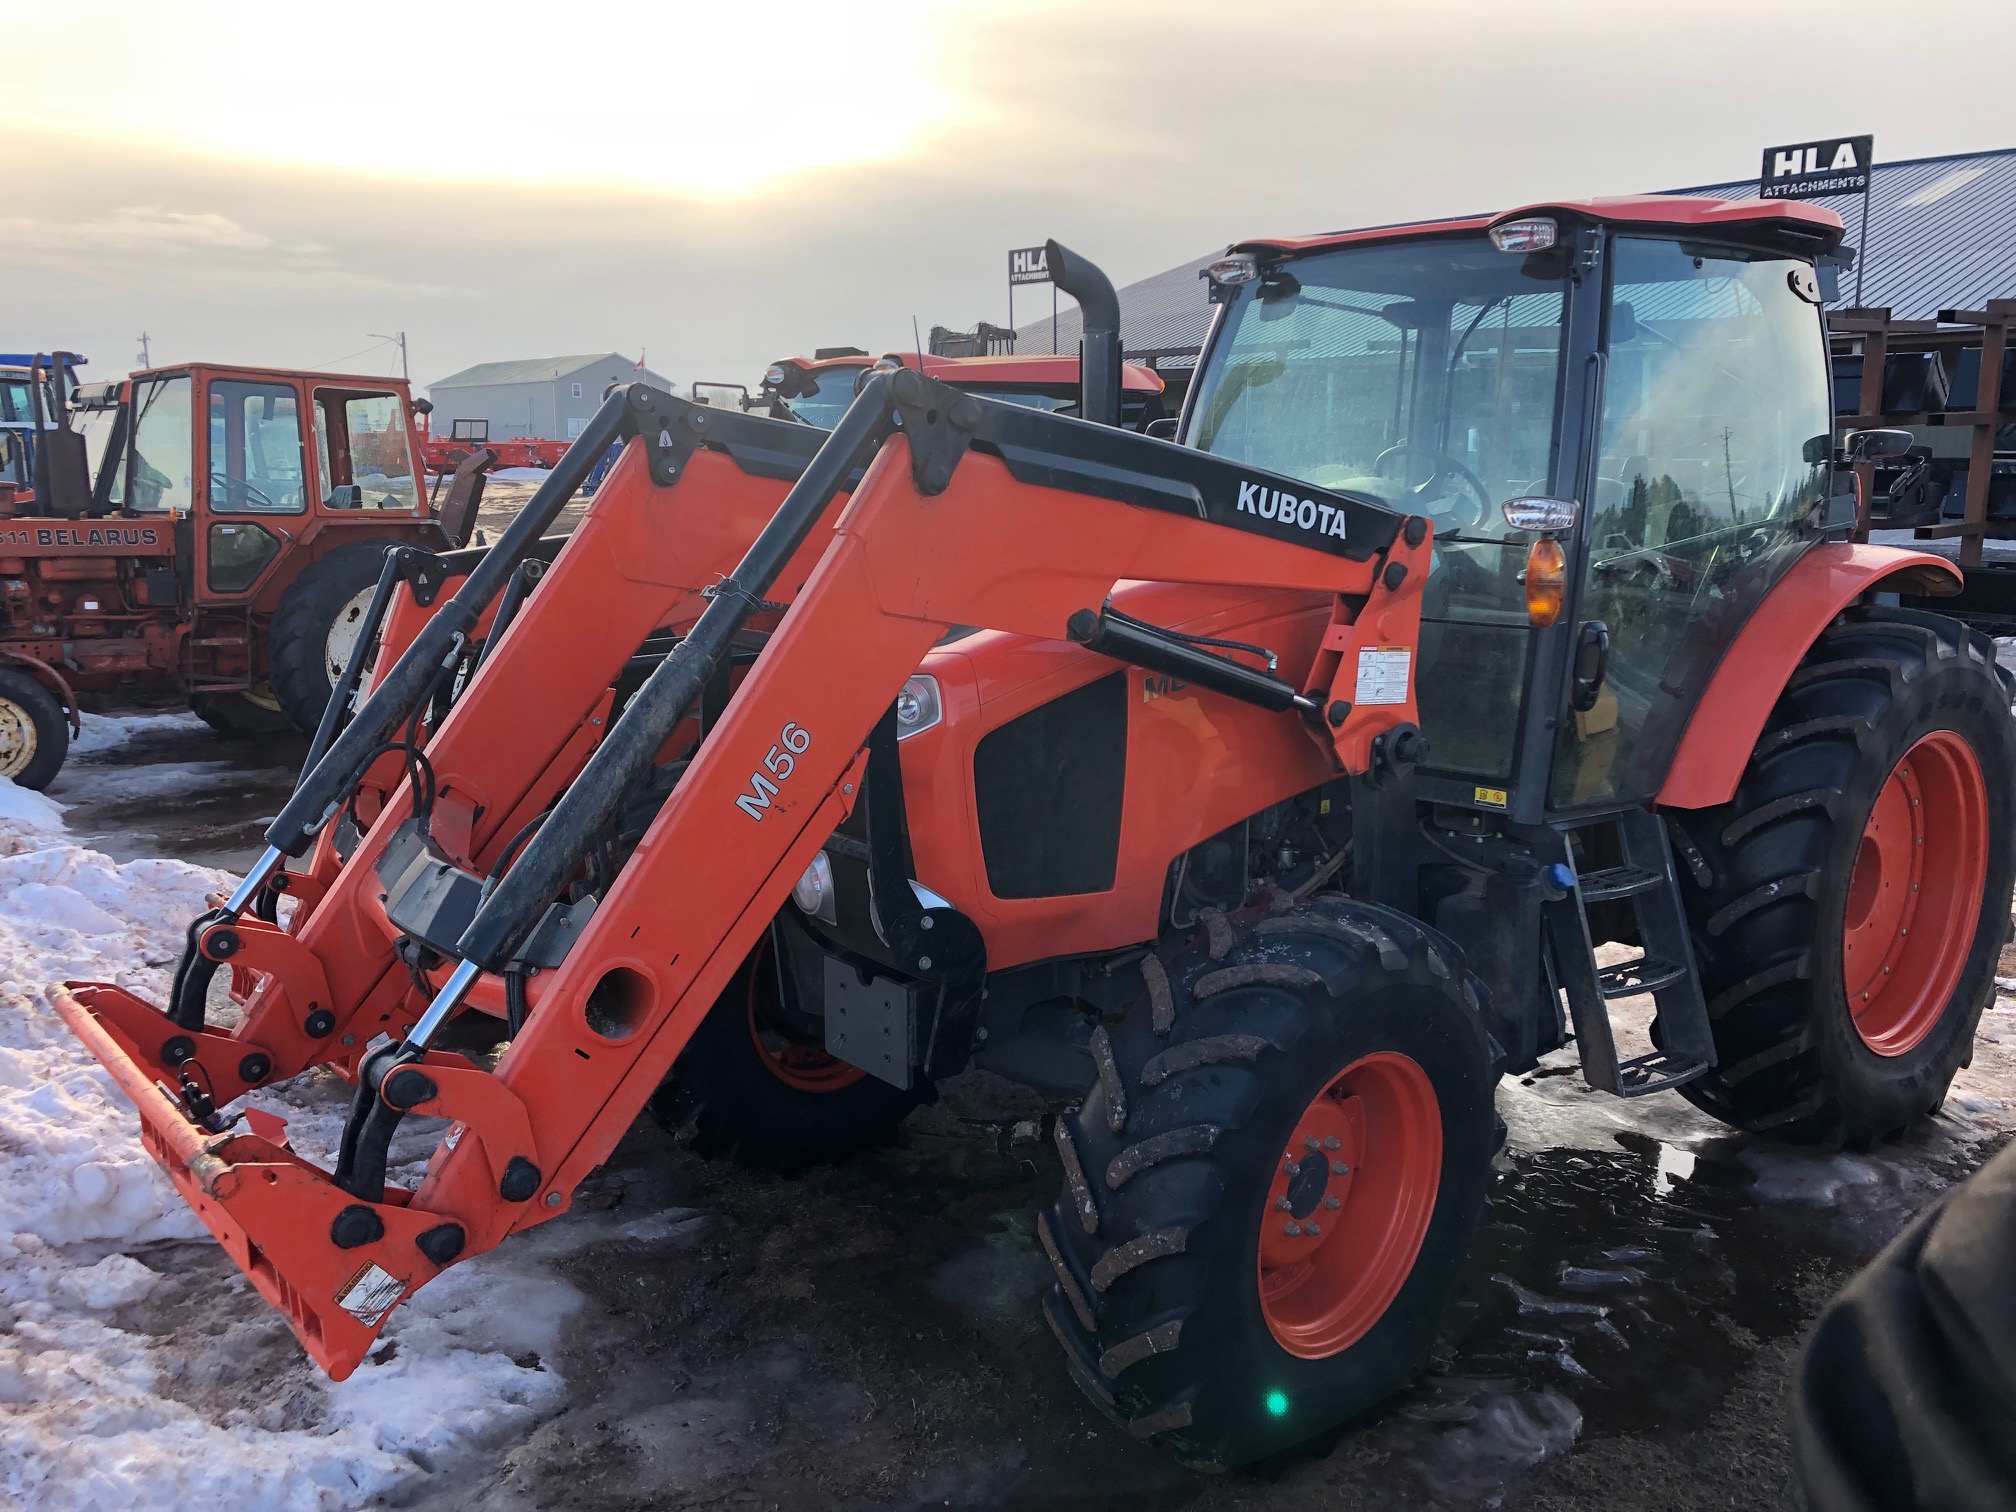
<box><xmin>736</xmin><ymin>721</ymin><xmax>813</xmax><ymax>820</ymax></box>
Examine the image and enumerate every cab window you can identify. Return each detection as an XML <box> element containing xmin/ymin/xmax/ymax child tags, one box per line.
<box><xmin>121</xmin><ymin>376</ymin><xmax>195</xmax><ymax>512</ymax></box>
<box><xmin>208</xmin><ymin>380</ymin><xmax>307</xmax><ymax>513</ymax></box>
<box><xmin>315</xmin><ymin>390</ymin><xmax>420</xmax><ymax>511</ymax></box>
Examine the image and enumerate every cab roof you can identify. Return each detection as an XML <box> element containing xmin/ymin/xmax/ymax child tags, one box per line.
<box><xmin>1234</xmin><ymin>196</ymin><xmax>1844</xmax><ymax>259</ymax></box>
<box><xmin>129</xmin><ymin>363</ymin><xmax>416</xmax><ymax>390</ymax></box>
<box><xmin>777</xmin><ymin>351</ymin><xmax>1163</xmax><ymax>393</ymax></box>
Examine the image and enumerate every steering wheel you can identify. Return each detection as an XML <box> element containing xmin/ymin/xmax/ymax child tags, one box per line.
<box><xmin>1371</xmin><ymin>445</ymin><xmax>1491</xmax><ymax>528</ymax></box>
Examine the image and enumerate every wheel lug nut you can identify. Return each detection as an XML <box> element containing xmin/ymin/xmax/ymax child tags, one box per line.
<box><xmin>1304</xmin><ymin>1136</ymin><xmax>1321</xmax><ymax>1151</ymax></box>
<box><xmin>1331</xmin><ymin>1159</ymin><xmax>1350</xmax><ymax>1175</ymax></box>
<box><xmin>1284</xmin><ymin>1222</ymin><xmax>1302</xmax><ymax>1237</ymax></box>
<box><xmin>1305</xmin><ymin>1220</ymin><xmax>1321</xmax><ymax>1235</ymax></box>
<box><xmin>1323</xmin><ymin>1194</ymin><xmax>1341</xmax><ymax>1209</ymax></box>
<box><xmin>1275</xmin><ymin>1197</ymin><xmax>1292</xmax><ymax>1211</ymax></box>
<box><xmin>1323</xmin><ymin>1136</ymin><xmax>1340</xmax><ymax>1150</ymax></box>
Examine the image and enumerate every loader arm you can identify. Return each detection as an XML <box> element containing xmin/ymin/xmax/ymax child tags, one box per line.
<box><xmin>54</xmin><ymin>370</ymin><xmax>1428</xmax><ymax>1377</ymax></box>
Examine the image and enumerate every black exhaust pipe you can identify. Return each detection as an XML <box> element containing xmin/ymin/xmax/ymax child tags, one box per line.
<box><xmin>1043</xmin><ymin>240</ymin><xmax>1122</xmax><ymax>429</ymax></box>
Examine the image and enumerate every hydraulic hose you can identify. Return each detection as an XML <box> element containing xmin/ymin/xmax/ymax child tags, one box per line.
<box><xmin>450</xmin><ymin>375</ymin><xmax>899</xmax><ymax>975</ymax></box>
<box><xmin>263</xmin><ymin>390</ymin><xmax>633</xmax><ymax>858</ymax></box>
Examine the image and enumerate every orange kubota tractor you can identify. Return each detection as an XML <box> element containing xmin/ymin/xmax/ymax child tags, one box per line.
<box><xmin>54</xmin><ymin>201</ymin><xmax>2016</xmax><ymax>1469</ymax></box>
<box><xmin>0</xmin><ymin>357</ymin><xmax>484</xmax><ymax>787</ymax></box>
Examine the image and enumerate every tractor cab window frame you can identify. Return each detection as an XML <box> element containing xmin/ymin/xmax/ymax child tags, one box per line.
<box><xmin>205</xmin><ymin>378</ymin><xmax>309</xmax><ymax>515</ymax></box>
<box><xmin>313</xmin><ymin>388</ymin><xmax>422</xmax><ymax>514</ymax></box>
<box><xmin>1548</xmin><ymin>233</ymin><xmax>1833</xmax><ymax>812</ymax></box>
<box><xmin>115</xmin><ymin>374</ymin><xmax>196</xmax><ymax>514</ymax></box>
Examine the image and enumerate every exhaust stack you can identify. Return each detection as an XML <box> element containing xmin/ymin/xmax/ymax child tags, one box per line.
<box><xmin>1043</xmin><ymin>240</ymin><xmax>1122</xmax><ymax>429</ymax></box>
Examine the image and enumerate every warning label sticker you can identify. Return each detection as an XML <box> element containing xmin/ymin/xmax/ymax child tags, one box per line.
<box><xmin>336</xmin><ymin>1262</ymin><xmax>406</xmax><ymax>1327</ymax></box>
<box><xmin>1354</xmin><ymin>646</ymin><xmax>1412</xmax><ymax>706</ymax></box>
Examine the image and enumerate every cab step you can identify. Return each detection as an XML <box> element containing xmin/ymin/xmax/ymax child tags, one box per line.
<box><xmin>1542</xmin><ymin>807</ymin><xmax>1715</xmax><ymax>1099</ymax></box>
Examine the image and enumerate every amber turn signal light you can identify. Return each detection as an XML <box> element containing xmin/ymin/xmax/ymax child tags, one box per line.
<box><xmin>1525</xmin><ymin>537</ymin><xmax>1567</xmax><ymax>627</ymax></box>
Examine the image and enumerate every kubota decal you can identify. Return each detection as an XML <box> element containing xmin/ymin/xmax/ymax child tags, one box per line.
<box><xmin>1237</xmin><ymin>481</ymin><xmax>1347</xmax><ymax>540</ymax></box>
<box><xmin>736</xmin><ymin>720</ymin><xmax>813</xmax><ymax>820</ymax></box>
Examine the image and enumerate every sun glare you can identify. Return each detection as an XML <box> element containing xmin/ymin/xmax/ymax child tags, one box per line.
<box><xmin>5</xmin><ymin>0</ymin><xmax>957</xmax><ymax>197</ymax></box>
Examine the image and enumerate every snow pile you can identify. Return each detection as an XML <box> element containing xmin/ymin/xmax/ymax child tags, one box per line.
<box><xmin>67</xmin><ymin>709</ymin><xmax>211</xmax><ymax>760</ymax></box>
<box><xmin>0</xmin><ymin>779</ymin><xmax>571</xmax><ymax>1510</ymax></box>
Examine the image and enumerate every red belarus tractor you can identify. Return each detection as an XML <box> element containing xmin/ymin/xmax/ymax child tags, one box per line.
<box><xmin>0</xmin><ymin>358</ymin><xmax>481</xmax><ymax>787</ymax></box>
<box><xmin>54</xmin><ymin>201</ymin><xmax>2016</xmax><ymax>1469</ymax></box>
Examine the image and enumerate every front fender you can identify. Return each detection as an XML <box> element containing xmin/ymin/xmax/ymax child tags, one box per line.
<box><xmin>1655</xmin><ymin>543</ymin><xmax>1961</xmax><ymax>811</ymax></box>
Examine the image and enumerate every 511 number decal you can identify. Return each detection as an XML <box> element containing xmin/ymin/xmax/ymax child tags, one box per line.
<box><xmin>736</xmin><ymin>722</ymin><xmax>813</xmax><ymax>820</ymax></box>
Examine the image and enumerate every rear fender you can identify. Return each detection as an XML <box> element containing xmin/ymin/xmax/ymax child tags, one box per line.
<box><xmin>1656</xmin><ymin>543</ymin><xmax>1961</xmax><ymax>810</ymax></box>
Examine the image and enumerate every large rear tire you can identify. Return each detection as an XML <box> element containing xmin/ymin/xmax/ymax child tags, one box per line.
<box><xmin>0</xmin><ymin>668</ymin><xmax>68</xmax><ymax>790</ymax></box>
<box><xmin>267</xmin><ymin>541</ymin><xmax>398</xmax><ymax>735</ymax></box>
<box><xmin>647</xmin><ymin>935</ymin><xmax>933</xmax><ymax>1172</ymax></box>
<box><xmin>1673</xmin><ymin>607</ymin><xmax>2016</xmax><ymax>1146</ymax></box>
<box><xmin>1039</xmin><ymin>900</ymin><xmax>1496</xmax><ymax>1468</ymax></box>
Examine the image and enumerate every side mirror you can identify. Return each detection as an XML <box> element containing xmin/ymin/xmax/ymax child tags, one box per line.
<box><xmin>1844</xmin><ymin>428</ymin><xmax>1914</xmax><ymax>462</ymax></box>
<box><xmin>1802</xmin><ymin>435</ymin><xmax>1831</xmax><ymax>465</ymax></box>
<box><xmin>411</xmin><ymin>397</ymin><xmax>435</xmax><ymax>416</ymax></box>
<box><xmin>1145</xmin><ymin>417</ymin><xmax>1179</xmax><ymax>440</ymax></box>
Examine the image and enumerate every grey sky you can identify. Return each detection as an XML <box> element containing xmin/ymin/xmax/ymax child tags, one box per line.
<box><xmin>6</xmin><ymin>0</ymin><xmax>2012</xmax><ymax>397</ymax></box>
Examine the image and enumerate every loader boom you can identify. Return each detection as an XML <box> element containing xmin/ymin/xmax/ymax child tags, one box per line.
<box><xmin>56</xmin><ymin>368</ymin><xmax>1426</xmax><ymax>1375</ymax></box>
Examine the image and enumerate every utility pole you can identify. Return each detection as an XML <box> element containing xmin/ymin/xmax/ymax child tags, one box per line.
<box><xmin>370</xmin><ymin>331</ymin><xmax>409</xmax><ymax>382</ymax></box>
<box><xmin>136</xmin><ymin>332</ymin><xmax>151</xmax><ymax>367</ymax></box>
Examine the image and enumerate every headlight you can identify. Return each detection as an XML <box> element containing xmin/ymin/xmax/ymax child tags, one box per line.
<box><xmin>1202</xmin><ymin>253</ymin><xmax>1260</xmax><ymax>286</ymax></box>
<box><xmin>894</xmin><ymin>674</ymin><xmax>942</xmax><ymax>739</ymax></box>
<box><xmin>762</xmin><ymin>364</ymin><xmax>788</xmax><ymax>387</ymax></box>
<box><xmin>1489</xmin><ymin>217</ymin><xmax>1557</xmax><ymax>253</ymax></box>
<box><xmin>791</xmin><ymin>851</ymin><xmax>836</xmax><ymax>924</ymax></box>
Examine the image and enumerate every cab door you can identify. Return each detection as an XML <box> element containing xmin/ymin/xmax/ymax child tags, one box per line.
<box><xmin>196</xmin><ymin>374</ymin><xmax>311</xmax><ymax>602</ymax></box>
<box><xmin>1547</xmin><ymin>236</ymin><xmax>1833</xmax><ymax>811</ymax></box>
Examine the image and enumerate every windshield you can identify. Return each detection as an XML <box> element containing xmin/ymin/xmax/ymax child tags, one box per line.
<box><xmin>1187</xmin><ymin>236</ymin><xmax>1571</xmax><ymax>781</ymax></box>
<box><xmin>780</xmin><ymin>364</ymin><xmax>868</xmax><ymax>427</ymax></box>
<box><xmin>1187</xmin><ymin>238</ymin><xmax>1569</xmax><ymax>525</ymax></box>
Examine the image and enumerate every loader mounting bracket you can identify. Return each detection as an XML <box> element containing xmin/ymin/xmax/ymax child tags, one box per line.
<box><xmin>888</xmin><ymin>368</ymin><xmax>982</xmax><ymax>496</ymax></box>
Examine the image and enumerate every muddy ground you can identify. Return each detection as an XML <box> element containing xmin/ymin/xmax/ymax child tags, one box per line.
<box><xmin>48</xmin><ymin>700</ymin><xmax>2016</xmax><ymax>1511</ymax></box>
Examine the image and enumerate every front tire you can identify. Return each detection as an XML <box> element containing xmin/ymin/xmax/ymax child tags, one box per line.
<box><xmin>268</xmin><ymin>542</ymin><xmax>398</xmax><ymax>734</ymax></box>
<box><xmin>189</xmin><ymin>689</ymin><xmax>292</xmax><ymax>738</ymax></box>
<box><xmin>647</xmin><ymin>935</ymin><xmax>933</xmax><ymax>1172</ymax></box>
<box><xmin>1674</xmin><ymin>607</ymin><xmax>2016</xmax><ymax>1146</ymax></box>
<box><xmin>1039</xmin><ymin>900</ymin><xmax>1496</xmax><ymax>1467</ymax></box>
<box><xmin>0</xmin><ymin>668</ymin><xmax>68</xmax><ymax>790</ymax></box>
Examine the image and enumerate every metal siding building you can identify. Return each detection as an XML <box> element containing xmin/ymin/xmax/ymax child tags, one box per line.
<box><xmin>427</xmin><ymin>353</ymin><xmax>671</xmax><ymax>440</ymax></box>
<box><xmin>1024</xmin><ymin>146</ymin><xmax>2016</xmax><ymax>372</ymax></box>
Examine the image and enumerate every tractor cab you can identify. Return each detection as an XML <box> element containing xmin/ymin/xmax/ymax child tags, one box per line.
<box><xmin>1184</xmin><ymin>197</ymin><xmax>1848</xmax><ymax>825</ymax></box>
<box><xmin>85</xmin><ymin>364</ymin><xmax>435</xmax><ymax>603</ymax></box>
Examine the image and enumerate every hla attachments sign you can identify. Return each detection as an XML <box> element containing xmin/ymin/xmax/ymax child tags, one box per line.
<box><xmin>1759</xmin><ymin>135</ymin><xmax>1874</xmax><ymax>200</ymax></box>
<box><xmin>1008</xmin><ymin>246</ymin><xmax>1052</xmax><ymax>286</ymax></box>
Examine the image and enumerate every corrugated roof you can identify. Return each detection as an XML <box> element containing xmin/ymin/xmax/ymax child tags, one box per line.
<box><xmin>1023</xmin><ymin>146</ymin><xmax>2016</xmax><ymax>364</ymax></box>
<box><xmin>1676</xmin><ymin>145</ymin><xmax>2016</xmax><ymax>317</ymax></box>
<box><xmin>430</xmin><ymin>353</ymin><xmax>652</xmax><ymax>388</ymax></box>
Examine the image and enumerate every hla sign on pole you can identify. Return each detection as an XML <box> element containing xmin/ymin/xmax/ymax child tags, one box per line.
<box><xmin>1008</xmin><ymin>246</ymin><xmax>1052</xmax><ymax>286</ymax></box>
<box><xmin>1758</xmin><ymin>135</ymin><xmax>1873</xmax><ymax>200</ymax></box>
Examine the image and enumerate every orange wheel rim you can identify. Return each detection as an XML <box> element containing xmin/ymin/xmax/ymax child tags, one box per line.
<box><xmin>1842</xmin><ymin>730</ymin><xmax>1989</xmax><ymax>1057</ymax></box>
<box><xmin>746</xmin><ymin>946</ymin><xmax>864</xmax><ymax>1093</ymax></box>
<box><xmin>1257</xmin><ymin>1052</ymin><xmax>1441</xmax><ymax>1359</ymax></box>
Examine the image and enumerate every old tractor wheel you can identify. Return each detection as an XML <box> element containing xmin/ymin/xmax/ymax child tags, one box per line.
<box><xmin>0</xmin><ymin>668</ymin><xmax>68</xmax><ymax>790</ymax></box>
<box><xmin>647</xmin><ymin>934</ymin><xmax>933</xmax><ymax>1172</ymax></box>
<box><xmin>267</xmin><ymin>542</ymin><xmax>398</xmax><ymax>735</ymax></box>
<box><xmin>188</xmin><ymin>689</ymin><xmax>292</xmax><ymax>738</ymax></box>
<box><xmin>1039</xmin><ymin>900</ymin><xmax>1496</xmax><ymax>1468</ymax></box>
<box><xmin>1673</xmin><ymin>607</ymin><xmax>2016</xmax><ymax>1147</ymax></box>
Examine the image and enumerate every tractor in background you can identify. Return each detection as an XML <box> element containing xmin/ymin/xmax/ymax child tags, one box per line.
<box><xmin>0</xmin><ymin>359</ymin><xmax>482</xmax><ymax>787</ymax></box>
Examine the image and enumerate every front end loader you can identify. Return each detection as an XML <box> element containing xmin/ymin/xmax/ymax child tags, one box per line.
<box><xmin>54</xmin><ymin>206</ymin><xmax>2016</xmax><ymax>1468</ymax></box>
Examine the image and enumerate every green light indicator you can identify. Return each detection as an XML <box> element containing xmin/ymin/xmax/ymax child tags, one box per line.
<box><xmin>1265</xmin><ymin>1390</ymin><xmax>1289</xmax><ymax>1418</ymax></box>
